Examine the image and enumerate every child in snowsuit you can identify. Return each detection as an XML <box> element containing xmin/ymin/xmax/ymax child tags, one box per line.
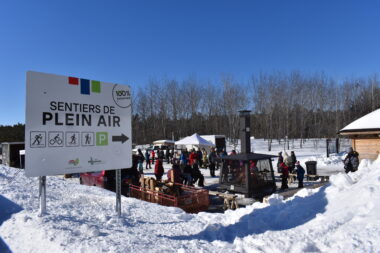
<box><xmin>294</xmin><ymin>161</ymin><xmax>305</xmax><ymax>188</ymax></box>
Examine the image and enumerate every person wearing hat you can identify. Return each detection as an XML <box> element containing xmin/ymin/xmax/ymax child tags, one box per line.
<box><xmin>277</xmin><ymin>152</ymin><xmax>284</xmax><ymax>173</ymax></box>
<box><xmin>294</xmin><ymin>161</ymin><xmax>305</xmax><ymax>188</ymax></box>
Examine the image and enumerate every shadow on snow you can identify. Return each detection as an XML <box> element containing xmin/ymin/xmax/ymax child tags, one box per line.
<box><xmin>0</xmin><ymin>195</ymin><xmax>23</xmax><ymax>253</ymax></box>
<box><xmin>169</xmin><ymin>185</ymin><xmax>328</xmax><ymax>243</ymax></box>
<box><xmin>0</xmin><ymin>195</ymin><xmax>23</xmax><ymax>226</ymax></box>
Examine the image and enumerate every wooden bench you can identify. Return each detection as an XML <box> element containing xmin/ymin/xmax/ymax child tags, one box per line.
<box><xmin>305</xmin><ymin>174</ymin><xmax>329</xmax><ymax>182</ymax></box>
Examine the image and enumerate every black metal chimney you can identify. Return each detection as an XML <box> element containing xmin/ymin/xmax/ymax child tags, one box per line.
<box><xmin>239</xmin><ymin>110</ymin><xmax>251</xmax><ymax>154</ymax></box>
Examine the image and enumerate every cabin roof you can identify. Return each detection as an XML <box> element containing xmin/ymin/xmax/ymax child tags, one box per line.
<box><xmin>339</xmin><ymin>109</ymin><xmax>380</xmax><ymax>135</ymax></box>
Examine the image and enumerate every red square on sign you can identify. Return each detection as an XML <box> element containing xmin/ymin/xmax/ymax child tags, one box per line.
<box><xmin>68</xmin><ymin>77</ymin><xmax>79</xmax><ymax>85</ymax></box>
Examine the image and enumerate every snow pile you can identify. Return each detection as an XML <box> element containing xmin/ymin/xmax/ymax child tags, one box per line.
<box><xmin>1</xmin><ymin>157</ymin><xmax>380</xmax><ymax>252</ymax></box>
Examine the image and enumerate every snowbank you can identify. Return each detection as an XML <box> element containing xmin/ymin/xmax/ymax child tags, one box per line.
<box><xmin>0</xmin><ymin>157</ymin><xmax>379</xmax><ymax>252</ymax></box>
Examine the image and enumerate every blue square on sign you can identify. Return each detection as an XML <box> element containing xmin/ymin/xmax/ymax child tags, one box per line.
<box><xmin>80</xmin><ymin>79</ymin><xmax>90</xmax><ymax>95</ymax></box>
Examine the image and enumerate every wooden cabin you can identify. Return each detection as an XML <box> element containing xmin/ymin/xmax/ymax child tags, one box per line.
<box><xmin>339</xmin><ymin>109</ymin><xmax>380</xmax><ymax>161</ymax></box>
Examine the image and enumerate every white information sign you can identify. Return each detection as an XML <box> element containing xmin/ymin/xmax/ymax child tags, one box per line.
<box><xmin>25</xmin><ymin>71</ymin><xmax>132</xmax><ymax>177</ymax></box>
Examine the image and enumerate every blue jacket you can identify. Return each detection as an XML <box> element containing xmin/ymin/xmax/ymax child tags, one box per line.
<box><xmin>295</xmin><ymin>165</ymin><xmax>305</xmax><ymax>180</ymax></box>
<box><xmin>180</xmin><ymin>153</ymin><xmax>188</xmax><ymax>164</ymax></box>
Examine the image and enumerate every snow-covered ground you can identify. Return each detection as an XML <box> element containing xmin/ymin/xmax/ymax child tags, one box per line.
<box><xmin>1</xmin><ymin>139</ymin><xmax>379</xmax><ymax>252</ymax></box>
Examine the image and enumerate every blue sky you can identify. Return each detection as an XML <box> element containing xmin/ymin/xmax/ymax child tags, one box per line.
<box><xmin>1</xmin><ymin>0</ymin><xmax>380</xmax><ymax>125</ymax></box>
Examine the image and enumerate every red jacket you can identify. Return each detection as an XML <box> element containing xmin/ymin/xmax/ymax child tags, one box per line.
<box><xmin>280</xmin><ymin>163</ymin><xmax>289</xmax><ymax>177</ymax></box>
<box><xmin>154</xmin><ymin>160</ymin><xmax>164</xmax><ymax>176</ymax></box>
<box><xmin>189</xmin><ymin>152</ymin><xmax>197</xmax><ymax>165</ymax></box>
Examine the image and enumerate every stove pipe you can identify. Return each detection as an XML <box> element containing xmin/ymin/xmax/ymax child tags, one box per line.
<box><xmin>239</xmin><ymin>110</ymin><xmax>251</xmax><ymax>154</ymax></box>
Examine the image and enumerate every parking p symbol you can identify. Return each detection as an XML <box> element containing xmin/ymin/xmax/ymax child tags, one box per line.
<box><xmin>96</xmin><ymin>132</ymin><xmax>108</xmax><ymax>146</ymax></box>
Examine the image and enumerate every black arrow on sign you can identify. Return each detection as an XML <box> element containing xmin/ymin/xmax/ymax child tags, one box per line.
<box><xmin>112</xmin><ymin>134</ymin><xmax>129</xmax><ymax>144</ymax></box>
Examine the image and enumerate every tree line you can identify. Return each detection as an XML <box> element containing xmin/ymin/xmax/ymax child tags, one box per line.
<box><xmin>0</xmin><ymin>124</ymin><xmax>25</xmax><ymax>143</ymax></box>
<box><xmin>132</xmin><ymin>71</ymin><xmax>380</xmax><ymax>145</ymax></box>
<box><xmin>1</xmin><ymin>71</ymin><xmax>379</xmax><ymax>145</ymax></box>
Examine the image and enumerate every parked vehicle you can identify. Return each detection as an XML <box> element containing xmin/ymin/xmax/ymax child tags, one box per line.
<box><xmin>80</xmin><ymin>155</ymin><xmax>139</xmax><ymax>196</ymax></box>
<box><xmin>219</xmin><ymin>153</ymin><xmax>277</xmax><ymax>199</ymax></box>
<box><xmin>152</xmin><ymin>139</ymin><xmax>175</xmax><ymax>150</ymax></box>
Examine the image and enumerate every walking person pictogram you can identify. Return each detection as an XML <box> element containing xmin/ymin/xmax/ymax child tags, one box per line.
<box><xmin>81</xmin><ymin>132</ymin><xmax>94</xmax><ymax>146</ymax></box>
<box><xmin>70</xmin><ymin>134</ymin><xmax>77</xmax><ymax>144</ymax></box>
<box><xmin>85</xmin><ymin>134</ymin><xmax>91</xmax><ymax>144</ymax></box>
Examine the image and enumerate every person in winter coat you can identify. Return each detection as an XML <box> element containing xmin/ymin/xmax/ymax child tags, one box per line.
<box><xmin>280</xmin><ymin>162</ymin><xmax>289</xmax><ymax>190</ymax></box>
<box><xmin>283</xmin><ymin>151</ymin><xmax>292</xmax><ymax>167</ymax></box>
<box><xmin>220</xmin><ymin>148</ymin><xmax>227</xmax><ymax>158</ymax></box>
<box><xmin>290</xmin><ymin>151</ymin><xmax>297</xmax><ymax>173</ymax></box>
<box><xmin>151</xmin><ymin>150</ymin><xmax>155</xmax><ymax>164</ymax></box>
<box><xmin>277</xmin><ymin>152</ymin><xmax>284</xmax><ymax>173</ymax></box>
<box><xmin>208</xmin><ymin>148</ymin><xmax>217</xmax><ymax>177</ymax></box>
<box><xmin>154</xmin><ymin>159</ymin><xmax>164</xmax><ymax>181</ymax></box>
<box><xmin>180</xmin><ymin>150</ymin><xmax>188</xmax><ymax>165</ymax></box>
<box><xmin>137</xmin><ymin>149</ymin><xmax>145</xmax><ymax>174</ymax></box>
<box><xmin>159</xmin><ymin>149</ymin><xmax>165</xmax><ymax>160</ymax></box>
<box><xmin>145</xmin><ymin>150</ymin><xmax>151</xmax><ymax>169</ymax></box>
<box><xmin>164</xmin><ymin>148</ymin><xmax>169</xmax><ymax>164</ymax></box>
<box><xmin>343</xmin><ymin>147</ymin><xmax>359</xmax><ymax>173</ymax></box>
<box><xmin>191</xmin><ymin>161</ymin><xmax>205</xmax><ymax>187</ymax></box>
<box><xmin>196</xmin><ymin>149</ymin><xmax>203</xmax><ymax>167</ymax></box>
<box><xmin>294</xmin><ymin>161</ymin><xmax>305</xmax><ymax>188</ymax></box>
<box><xmin>189</xmin><ymin>149</ymin><xmax>197</xmax><ymax>166</ymax></box>
<box><xmin>182</xmin><ymin>161</ymin><xmax>193</xmax><ymax>185</ymax></box>
<box><xmin>202</xmin><ymin>149</ymin><xmax>208</xmax><ymax>168</ymax></box>
<box><xmin>167</xmin><ymin>163</ymin><xmax>182</xmax><ymax>184</ymax></box>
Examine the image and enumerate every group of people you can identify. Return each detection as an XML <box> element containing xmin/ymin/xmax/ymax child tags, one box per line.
<box><xmin>178</xmin><ymin>147</ymin><xmax>234</xmax><ymax>177</ymax></box>
<box><xmin>134</xmin><ymin>146</ymin><xmax>236</xmax><ymax>186</ymax></box>
<box><xmin>277</xmin><ymin>147</ymin><xmax>360</xmax><ymax>190</ymax></box>
<box><xmin>167</xmin><ymin>158</ymin><xmax>205</xmax><ymax>187</ymax></box>
<box><xmin>144</xmin><ymin>148</ymin><xmax>175</xmax><ymax>170</ymax></box>
<box><xmin>135</xmin><ymin>147</ymin><xmax>209</xmax><ymax>187</ymax></box>
<box><xmin>277</xmin><ymin>151</ymin><xmax>305</xmax><ymax>190</ymax></box>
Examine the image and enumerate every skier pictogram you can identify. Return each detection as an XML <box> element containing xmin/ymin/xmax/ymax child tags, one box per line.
<box><xmin>30</xmin><ymin>131</ymin><xmax>46</xmax><ymax>148</ymax></box>
<box><xmin>32</xmin><ymin>134</ymin><xmax>43</xmax><ymax>145</ymax></box>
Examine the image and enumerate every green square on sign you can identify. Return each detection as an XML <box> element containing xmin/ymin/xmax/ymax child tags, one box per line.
<box><xmin>96</xmin><ymin>132</ymin><xmax>108</xmax><ymax>146</ymax></box>
<box><xmin>91</xmin><ymin>81</ymin><xmax>101</xmax><ymax>93</ymax></box>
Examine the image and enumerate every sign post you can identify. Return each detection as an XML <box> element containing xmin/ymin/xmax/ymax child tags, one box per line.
<box><xmin>115</xmin><ymin>169</ymin><xmax>121</xmax><ymax>217</ymax></box>
<box><xmin>25</xmin><ymin>71</ymin><xmax>132</xmax><ymax>215</ymax></box>
<box><xmin>39</xmin><ymin>176</ymin><xmax>46</xmax><ymax>215</ymax></box>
